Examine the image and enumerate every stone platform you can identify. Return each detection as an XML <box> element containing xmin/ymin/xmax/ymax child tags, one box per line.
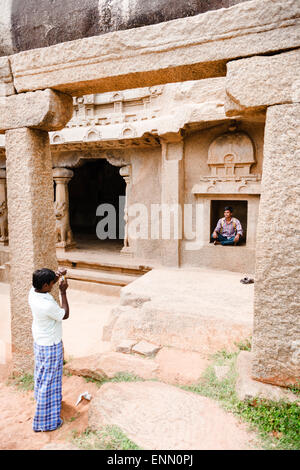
<box><xmin>104</xmin><ymin>267</ymin><xmax>254</xmax><ymax>356</ymax></box>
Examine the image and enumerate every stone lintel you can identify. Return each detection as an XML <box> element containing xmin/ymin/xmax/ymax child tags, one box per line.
<box><xmin>9</xmin><ymin>0</ymin><xmax>300</xmax><ymax>96</ymax></box>
<box><xmin>0</xmin><ymin>88</ymin><xmax>73</xmax><ymax>134</ymax></box>
<box><xmin>225</xmin><ymin>49</ymin><xmax>300</xmax><ymax>116</ymax></box>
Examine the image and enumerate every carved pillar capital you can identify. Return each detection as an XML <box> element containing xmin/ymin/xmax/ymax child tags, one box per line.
<box><xmin>53</xmin><ymin>167</ymin><xmax>74</xmax><ymax>183</ymax></box>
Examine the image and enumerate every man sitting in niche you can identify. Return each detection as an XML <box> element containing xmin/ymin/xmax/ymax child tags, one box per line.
<box><xmin>212</xmin><ymin>206</ymin><xmax>243</xmax><ymax>246</ymax></box>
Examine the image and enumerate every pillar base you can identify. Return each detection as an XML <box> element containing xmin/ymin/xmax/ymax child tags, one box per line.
<box><xmin>120</xmin><ymin>246</ymin><xmax>133</xmax><ymax>257</ymax></box>
<box><xmin>56</xmin><ymin>242</ymin><xmax>76</xmax><ymax>254</ymax></box>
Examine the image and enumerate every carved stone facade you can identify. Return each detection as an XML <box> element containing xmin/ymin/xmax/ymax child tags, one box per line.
<box><xmin>0</xmin><ymin>0</ymin><xmax>298</xmax><ymax>389</ymax></box>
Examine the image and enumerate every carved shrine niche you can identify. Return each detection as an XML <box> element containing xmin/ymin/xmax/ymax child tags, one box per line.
<box><xmin>192</xmin><ymin>128</ymin><xmax>261</xmax><ymax>195</ymax></box>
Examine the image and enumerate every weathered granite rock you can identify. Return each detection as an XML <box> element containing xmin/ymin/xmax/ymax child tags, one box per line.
<box><xmin>105</xmin><ymin>268</ymin><xmax>253</xmax><ymax>355</ymax></box>
<box><xmin>64</xmin><ymin>352</ymin><xmax>159</xmax><ymax>381</ymax></box>
<box><xmin>226</xmin><ymin>50</ymin><xmax>300</xmax><ymax>115</ymax></box>
<box><xmin>132</xmin><ymin>340</ymin><xmax>161</xmax><ymax>357</ymax></box>
<box><xmin>10</xmin><ymin>0</ymin><xmax>300</xmax><ymax>95</ymax></box>
<box><xmin>236</xmin><ymin>352</ymin><xmax>299</xmax><ymax>403</ymax></box>
<box><xmin>115</xmin><ymin>339</ymin><xmax>137</xmax><ymax>354</ymax></box>
<box><xmin>88</xmin><ymin>381</ymin><xmax>257</xmax><ymax>449</ymax></box>
<box><xmin>251</xmin><ymin>104</ymin><xmax>300</xmax><ymax>387</ymax></box>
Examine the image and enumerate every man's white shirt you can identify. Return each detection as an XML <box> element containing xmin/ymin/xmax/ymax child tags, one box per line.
<box><xmin>29</xmin><ymin>287</ymin><xmax>65</xmax><ymax>346</ymax></box>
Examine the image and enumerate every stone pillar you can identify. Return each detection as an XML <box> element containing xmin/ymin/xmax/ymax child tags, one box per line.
<box><xmin>0</xmin><ymin>169</ymin><xmax>8</xmax><ymax>246</ymax></box>
<box><xmin>1</xmin><ymin>88</ymin><xmax>73</xmax><ymax>373</ymax></box>
<box><xmin>252</xmin><ymin>103</ymin><xmax>300</xmax><ymax>387</ymax></box>
<box><xmin>160</xmin><ymin>136</ymin><xmax>184</xmax><ymax>267</ymax></box>
<box><xmin>53</xmin><ymin>167</ymin><xmax>75</xmax><ymax>252</ymax></box>
<box><xmin>5</xmin><ymin>128</ymin><xmax>59</xmax><ymax>372</ymax></box>
<box><xmin>119</xmin><ymin>164</ymin><xmax>132</xmax><ymax>255</ymax></box>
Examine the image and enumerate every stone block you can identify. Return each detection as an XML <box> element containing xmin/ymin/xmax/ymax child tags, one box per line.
<box><xmin>0</xmin><ymin>89</ymin><xmax>73</xmax><ymax>134</ymax></box>
<box><xmin>115</xmin><ymin>339</ymin><xmax>137</xmax><ymax>354</ymax></box>
<box><xmin>226</xmin><ymin>50</ymin><xmax>300</xmax><ymax>115</ymax></box>
<box><xmin>236</xmin><ymin>352</ymin><xmax>298</xmax><ymax>403</ymax></box>
<box><xmin>132</xmin><ymin>340</ymin><xmax>161</xmax><ymax>357</ymax></box>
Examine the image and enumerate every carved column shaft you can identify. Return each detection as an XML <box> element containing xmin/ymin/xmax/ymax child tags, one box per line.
<box><xmin>0</xmin><ymin>169</ymin><xmax>8</xmax><ymax>245</ymax></box>
<box><xmin>119</xmin><ymin>164</ymin><xmax>132</xmax><ymax>254</ymax></box>
<box><xmin>53</xmin><ymin>167</ymin><xmax>75</xmax><ymax>251</ymax></box>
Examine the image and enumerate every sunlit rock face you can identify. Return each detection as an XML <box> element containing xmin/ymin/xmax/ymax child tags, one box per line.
<box><xmin>0</xmin><ymin>0</ymin><xmax>250</xmax><ymax>56</ymax></box>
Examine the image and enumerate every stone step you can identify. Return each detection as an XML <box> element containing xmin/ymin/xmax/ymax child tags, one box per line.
<box><xmin>65</xmin><ymin>267</ymin><xmax>139</xmax><ymax>287</ymax></box>
<box><xmin>57</xmin><ymin>255</ymin><xmax>152</xmax><ymax>277</ymax></box>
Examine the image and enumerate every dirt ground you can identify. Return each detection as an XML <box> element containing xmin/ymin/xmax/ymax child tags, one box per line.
<box><xmin>0</xmin><ymin>283</ymin><xmax>119</xmax><ymax>450</ymax></box>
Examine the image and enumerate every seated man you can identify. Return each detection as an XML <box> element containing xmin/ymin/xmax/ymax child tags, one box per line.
<box><xmin>212</xmin><ymin>206</ymin><xmax>243</xmax><ymax>246</ymax></box>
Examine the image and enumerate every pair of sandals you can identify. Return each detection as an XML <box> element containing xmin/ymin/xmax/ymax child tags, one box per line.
<box><xmin>240</xmin><ymin>277</ymin><xmax>254</xmax><ymax>284</ymax></box>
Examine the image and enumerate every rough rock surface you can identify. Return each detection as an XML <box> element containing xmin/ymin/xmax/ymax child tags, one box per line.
<box><xmin>236</xmin><ymin>352</ymin><xmax>299</xmax><ymax>403</ymax></box>
<box><xmin>251</xmin><ymin>104</ymin><xmax>300</xmax><ymax>386</ymax></box>
<box><xmin>115</xmin><ymin>339</ymin><xmax>137</xmax><ymax>354</ymax></box>
<box><xmin>88</xmin><ymin>381</ymin><xmax>258</xmax><ymax>450</ymax></box>
<box><xmin>132</xmin><ymin>340</ymin><xmax>161</xmax><ymax>357</ymax></box>
<box><xmin>64</xmin><ymin>352</ymin><xmax>159</xmax><ymax>381</ymax></box>
<box><xmin>105</xmin><ymin>268</ymin><xmax>253</xmax><ymax>355</ymax></box>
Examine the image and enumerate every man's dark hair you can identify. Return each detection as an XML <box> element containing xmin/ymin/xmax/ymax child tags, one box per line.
<box><xmin>32</xmin><ymin>268</ymin><xmax>56</xmax><ymax>290</ymax></box>
<box><xmin>224</xmin><ymin>206</ymin><xmax>233</xmax><ymax>213</ymax></box>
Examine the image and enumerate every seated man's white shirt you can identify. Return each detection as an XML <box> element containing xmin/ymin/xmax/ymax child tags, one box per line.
<box><xmin>29</xmin><ymin>287</ymin><xmax>65</xmax><ymax>346</ymax></box>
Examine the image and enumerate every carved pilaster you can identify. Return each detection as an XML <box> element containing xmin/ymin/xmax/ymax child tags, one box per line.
<box><xmin>53</xmin><ymin>167</ymin><xmax>76</xmax><ymax>251</ymax></box>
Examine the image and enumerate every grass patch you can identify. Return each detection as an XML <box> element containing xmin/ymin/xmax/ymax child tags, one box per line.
<box><xmin>9</xmin><ymin>373</ymin><xmax>34</xmax><ymax>391</ymax></box>
<box><xmin>234</xmin><ymin>337</ymin><xmax>252</xmax><ymax>352</ymax></box>
<box><xmin>181</xmin><ymin>350</ymin><xmax>300</xmax><ymax>450</ymax></box>
<box><xmin>84</xmin><ymin>372</ymin><xmax>144</xmax><ymax>388</ymax></box>
<box><xmin>72</xmin><ymin>425</ymin><xmax>141</xmax><ymax>450</ymax></box>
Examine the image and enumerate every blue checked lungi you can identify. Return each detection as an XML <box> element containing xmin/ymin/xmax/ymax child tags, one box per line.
<box><xmin>33</xmin><ymin>341</ymin><xmax>63</xmax><ymax>432</ymax></box>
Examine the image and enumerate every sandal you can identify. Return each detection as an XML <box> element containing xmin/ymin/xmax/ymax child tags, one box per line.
<box><xmin>240</xmin><ymin>277</ymin><xmax>254</xmax><ymax>284</ymax></box>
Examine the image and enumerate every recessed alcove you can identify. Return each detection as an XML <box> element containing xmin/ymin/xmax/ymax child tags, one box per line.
<box><xmin>210</xmin><ymin>200</ymin><xmax>248</xmax><ymax>244</ymax></box>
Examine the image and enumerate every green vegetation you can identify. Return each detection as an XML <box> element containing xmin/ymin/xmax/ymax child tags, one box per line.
<box><xmin>181</xmin><ymin>349</ymin><xmax>300</xmax><ymax>450</ymax></box>
<box><xmin>84</xmin><ymin>371</ymin><xmax>144</xmax><ymax>388</ymax></box>
<box><xmin>9</xmin><ymin>373</ymin><xmax>34</xmax><ymax>391</ymax></box>
<box><xmin>72</xmin><ymin>425</ymin><xmax>141</xmax><ymax>450</ymax></box>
